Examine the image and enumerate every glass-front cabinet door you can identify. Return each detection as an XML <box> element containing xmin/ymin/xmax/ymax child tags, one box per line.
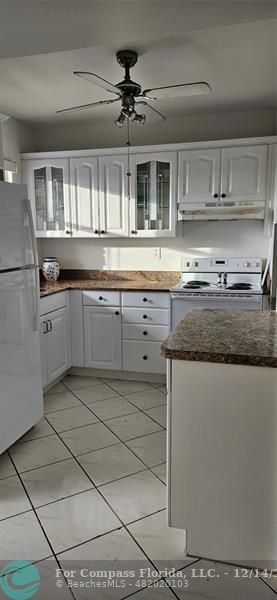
<box><xmin>24</xmin><ymin>159</ymin><xmax>70</xmax><ymax>237</ymax></box>
<box><xmin>130</xmin><ymin>152</ymin><xmax>177</xmax><ymax>237</ymax></box>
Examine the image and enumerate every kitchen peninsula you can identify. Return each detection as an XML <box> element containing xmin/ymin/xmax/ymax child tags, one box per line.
<box><xmin>162</xmin><ymin>309</ymin><xmax>277</xmax><ymax>565</ymax></box>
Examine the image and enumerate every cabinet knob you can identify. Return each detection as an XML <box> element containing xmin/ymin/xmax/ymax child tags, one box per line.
<box><xmin>65</xmin><ymin>230</ymin><xmax>72</xmax><ymax>235</ymax></box>
<box><xmin>221</xmin><ymin>193</ymin><xmax>226</xmax><ymax>198</ymax></box>
<box><xmin>101</xmin><ymin>230</ymin><xmax>106</xmax><ymax>234</ymax></box>
<box><xmin>131</xmin><ymin>230</ymin><xmax>137</xmax><ymax>235</ymax></box>
<box><xmin>143</xmin><ymin>355</ymin><xmax>148</xmax><ymax>360</ymax></box>
<box><xmin>94</xmin><ymin>230</ymin><xmax>99</xmax><ymax>234</ymax></box>
<box><xmin>143</xmin><ymin>331</ymin><xmax>148</xmax><ymax>336</ymax></box>
<box><xmin>213</xmin><ymin>193</ymin><xmax>219</xmax><ymax>198</ymax></box>
<box><xmin>99</xmin><ymin>296</ymin><xmax>104</xmax><ymax>300</ymax></box>
<box><xmin>143</xmin><ymin>298</ymin><xmax>148</xmax><ymax>302</ymax></box>
<box><xmin>115</xmin><ymin>311</ymin><xmax>120</xmax><ymax>315</ymax></box>
<box><xmin>143</xmin><ymin>314</ymin><xmax>148</xmax><ymax>319</ymax></box>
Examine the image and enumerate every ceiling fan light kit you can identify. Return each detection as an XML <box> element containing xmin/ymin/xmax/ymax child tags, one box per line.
<box><xmin>57</xmin><ymin>48</ymin><xmax>211</xmax><ymax>127</ymax></box>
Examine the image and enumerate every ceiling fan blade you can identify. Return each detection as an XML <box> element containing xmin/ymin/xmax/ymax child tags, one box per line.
<box><xmin>73</xmin><ymin>71</ymin><xmax>121</xmax><ymax>96</ymax></box>
<box><xmin>136</xmin><ymin>101</ymin><xmax>166</xmax><ymax>123</ymax></box>
<box><xmin>56</xmin><ymin>98</ymin><xmax>120</xmax><ymax>114</ymax></box>
<box><xmin>142</xmin><ymin>82</ymin><xmax>211</xmax><ymax>100</ymax></box>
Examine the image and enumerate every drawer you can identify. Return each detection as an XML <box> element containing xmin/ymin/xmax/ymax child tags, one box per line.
<box><xmin>123</xmin><ymin>340</ymin><xmax>166</xmax><ymax>374</ymax></box>
<box><xmin>83</xmin><ymin>290</ymin><xmax>121</xmax><ymax>306</ymax></box>
<box><xmin>123</xmin><ymin>324</ymin><xmax>169</xmax><ymax>342</ymax></box>
<box><xmin>40</xmin><ymin>291</ymin><xmax>68</xmax><ymax>316</ymax></box>
<box><xmin>122</xmin><ymin>307</ymin><xmax>169</xmax><ymax>326</ymax></box>
<box><xmin>122</xmin><ymin>291</ymin><xmax>170</xmax><ymax>309</ymax></box>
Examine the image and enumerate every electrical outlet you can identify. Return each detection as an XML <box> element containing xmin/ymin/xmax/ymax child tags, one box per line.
<box><xmin>153</xmin><ymin>247</ymin><xmax>161</xmax><ymax>259</ymax></box>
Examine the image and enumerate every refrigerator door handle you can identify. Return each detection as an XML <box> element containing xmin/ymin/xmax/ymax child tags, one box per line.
<box><xmin>24</xmin><ymin>198</ymin><xmax>39</xmax><ymax>332</ymax></box>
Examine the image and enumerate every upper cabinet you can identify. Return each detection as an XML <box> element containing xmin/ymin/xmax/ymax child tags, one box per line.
<box><xmin>221</xmin><ymin>145</ymin><xmax>268</xmax><ymax>202</ymax></box>
<box><xmin>70</xmin><ymin>156</ymin><xmax>99</xmax><ymax>237</ymax></box>
<box><xmin>130</xmin><ymin>152</ymin><xmax>177</xmax><ymax>237</ymax></box>
<box><xmin>178</xmin><ymin>149</ymin><xmax>221</xmax><ymax>204</ymax></box>
<box><xmin>99</xmin><ymin>155</ymin><xmax>129</xmax><ymax>237</ymax></box>
<box><xmin>25</xmin><ymin>158</ymin><xmax>71</xmax><ymax>237</ymax></box>
<box><xmin>179</xmin><ymin>145</ymin><xmax>268</xmax><ymax>206</ymax></box>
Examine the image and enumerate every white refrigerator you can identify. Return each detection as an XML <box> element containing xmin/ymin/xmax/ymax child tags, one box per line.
<box><xmin>0</xmin><ymin>182</ymin><xmax>43</xmax><ymax>453</ymax></box>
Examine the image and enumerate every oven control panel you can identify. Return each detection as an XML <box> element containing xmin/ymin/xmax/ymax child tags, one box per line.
<box><xmin>181</xmin><ymin>257</ymin><xmax>262</xmax><ymax>273</ymax></box>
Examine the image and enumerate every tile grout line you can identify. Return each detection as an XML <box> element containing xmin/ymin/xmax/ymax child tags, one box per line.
<box><xmin>60</xmin><ymin>381</ymin><xmax>167</xmax><ymax>486</ymax></box>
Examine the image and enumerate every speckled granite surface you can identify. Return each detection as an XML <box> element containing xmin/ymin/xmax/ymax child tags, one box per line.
<box><xmin>161</xmin><ymin>309</ymin><xmax>277</xmax><ymax>368</ymax></box>
<box><xmin>40</xmin><ymin>270</ymin><xmax>179</xmax><ymax>297</ymax></box>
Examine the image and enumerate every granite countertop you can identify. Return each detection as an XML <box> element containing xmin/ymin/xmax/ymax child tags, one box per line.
<box><xmin>161</xmin><ymin>309</ymin><xmax>277</xmax><ymax>368</ymax></box>
<box><xmin>40</xmin><ymin>270</ymin><xmax>179</xmax><ymax>297</ymax></box>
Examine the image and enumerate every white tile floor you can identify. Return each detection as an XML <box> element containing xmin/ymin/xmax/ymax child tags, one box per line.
<box><xmin>0</xmin><ymin>375</ymin><xmax>276</xmax><ymax>599</ymax></box>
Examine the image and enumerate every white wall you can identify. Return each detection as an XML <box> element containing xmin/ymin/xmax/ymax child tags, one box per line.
<box><xmin>2</xmin><ymin>118</ymin><xmax>35</xmax><ymax>183</ymax></box>
<box><xmin>33</xmin><ymin>108</ymin><xmax>276</xmax><ymax>152</ymax></box>
<box><xmin>39</xmin><ymin>220</ymin><xmax>270</xmax><ymax>271</ymax></box>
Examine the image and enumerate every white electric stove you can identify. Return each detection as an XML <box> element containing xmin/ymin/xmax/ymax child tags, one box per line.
<box><xmin>170</xmin><ymin>257</ymin><xmax>268</xmax><ymax>329</ymax></box>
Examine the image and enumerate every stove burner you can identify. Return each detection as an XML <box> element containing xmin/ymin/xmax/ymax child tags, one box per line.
<box><xmin>227</xmin><ymin>283</ymin><xmax>252</xmax><ymax>290</ymax></box>
<box><xmin>183</xmin><ymin>280</ymin><xmax>210</xmax><ymax>289</ymax></box>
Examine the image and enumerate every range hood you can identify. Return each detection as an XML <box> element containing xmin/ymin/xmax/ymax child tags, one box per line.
<box><xmin>178</xmin><ymin>200</ymin><xmax>265</xmax><ymax>221</ymax></box>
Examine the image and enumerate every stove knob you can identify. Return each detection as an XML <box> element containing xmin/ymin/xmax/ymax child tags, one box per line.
<box><xmin>243</xmin><ymin>261</ymin><xmax>251</xmax><ymax>268</ymax></box>
<box><xmin>253</xmin><ymin>261</ymin><xmax>260</xmax><ymax>268</ymax></box>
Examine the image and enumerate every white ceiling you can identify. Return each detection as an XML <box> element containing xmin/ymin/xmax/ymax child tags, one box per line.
<box><xmin>0</xmin><ymin>1</ymin><xmax>276</xmax><ymax>125</ymax></box>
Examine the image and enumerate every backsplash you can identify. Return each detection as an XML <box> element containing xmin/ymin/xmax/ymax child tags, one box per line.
<box><xmin>38</xmin><ymin>220</ymin><xmax>270</xmax><ymax>271</ymax></box>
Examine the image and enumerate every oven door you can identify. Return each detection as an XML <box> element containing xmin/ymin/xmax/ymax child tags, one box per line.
<box><xmin>170</xmin><ymin>293</ymin><xmax>263</xmax><ymax>330</ymax></box>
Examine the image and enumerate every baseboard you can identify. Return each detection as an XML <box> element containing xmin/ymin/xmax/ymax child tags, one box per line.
<box><xmin>68</xmin><ymin>367</ymin><xmax>166</xmax><ymax>384</ymax></box>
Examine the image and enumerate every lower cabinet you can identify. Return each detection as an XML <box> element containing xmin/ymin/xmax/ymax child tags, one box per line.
<box><xmin>40</xmin><ymin>307</ymin><xmax>71</xmax><ymax>388</ymax></box>
<box><xmin>122</xmin><ymin>340</ymin><xmax>166</xmax><ymax>374</ymax></box>
<box><xmin>84</xmin><ymin>306</ymin><xmax>122</xmax><ymax>370</ymax></box>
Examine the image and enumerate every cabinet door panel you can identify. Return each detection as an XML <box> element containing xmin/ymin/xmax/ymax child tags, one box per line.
<box><xmin>47</xmin><ymin>307</ymin><xmax>70</xmax><ymax>383</ymax></box>
<box><xmin>99</xmin><ymin>156</ymin><xmax>128</xmax><ymax>237</ymax></box>
<box><xmin>24</xmin><ymin>158</ymin><xmax>70</xmax><ymax>237</ymax></box>
<box><xmin>84</xmin><ymin>306</ymin><xmax>121</xmax><ymax>370</ymax></box>
<box><xmin>178</xmin><ymin>149</ymin><xmax>221</xmax><ymax>204</ymax></box>
<box><xmin>70</xmin><ymin>157</ymin><xmax>99</xmax><ymax>236</ymax></box>
<box><xmin>221</xmin><ymin>145</ymin><xmax>268</xmax><ymax>202</ymax></box>
<box><xmin>130</xmin><ymin>152</ymin><xmax>177</xmax><ymax>237</ymax></box>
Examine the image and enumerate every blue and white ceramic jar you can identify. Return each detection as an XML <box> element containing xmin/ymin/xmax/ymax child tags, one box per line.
<box><xmin>42</xmin><ymin>257</ymin><xmax>60</xmax><ymax>282</ymax></box>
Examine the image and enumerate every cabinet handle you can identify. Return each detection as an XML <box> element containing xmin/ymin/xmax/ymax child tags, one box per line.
<box><xmin>94</xmin><ymin>230</ymin><xmax>99</xmax><ymax>234</ymax></box>
<box><xmin>99</xmin><ymin>296</ymin><xmax>104</xmax><ymax>301</ymax></box>
<box><xmin>43</xmin><ymin>321</ymin><xmax>48</xmax><ymax>334</ymax></box>
<box><xmin>115</xmin><ymin>311</ymin><xmax>120</xmax><ymax>315</ymax></box>
<box><xmin>221</xmin><ymin>193</ymin><xmax>226</xmax><ymax>198</ymax></box>
<box><xmin>213</xmin><ymin>193</ymin><xmax>219</xmax><ymax>198</ymax></box>
<box><xmin>131</xmin><ymin>230</ymin><xmax>137</xmax><ymax>235</ymax></box>
<box><xmin>47</xmin><ymin>320</ymin><xmax>52</xmax><ymax>332</ymax></box>
<box><xmin>143</xmin><ymin>355</ymin><xmax>148</xmax><ymax>360</ymax></box>
<box><xmin>65</xmin><ymin>230</ymin><xmax>72</xmax><ymax>235</ymax></box>
<box><xmin>143</xmin><ymin>298</ymin><xmax>148</xmax><ymax>302</ymax></box>
<box><xmin>143</xmin><ymin>331</ymin><xmax>148</xmax><ymax>336</ymax></box>
<box><xmin>143</xmin><ymin>314</ymin><xmax>148</xmax><ymax>319</ymax></box>
<box><xmin>101</xmin><ymin>230</ymin><xmax>106</xmax><ymax>234</ymax></box>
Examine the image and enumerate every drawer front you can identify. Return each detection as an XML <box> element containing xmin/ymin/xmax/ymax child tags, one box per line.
<box><xmin>123</xmin><ymin>324</ymin><xmax>169</xmax><ymax>342</ymax></box>
<box><xmin>83</xmin><ymin>290</ymin><xmax>121</xmax><ymax>306</ymax></box>
<box><xmin>123</xmin><ymin>340</ymin><xmax>166</xmax><ymax>374</ymax></box>
<box><xmin>122</xmin><ymin>307</ymin><xmax>169</xmax><ymax>326</ymax></box>
<box><xmin>40</xmin><ymin>291</ymin><xmax>68</xmax><ymax>316</ymax></box>
<box><xmin>122</xmin><ymin>291</ymin><xmax>170</xmax><ymax>309</ymax></box>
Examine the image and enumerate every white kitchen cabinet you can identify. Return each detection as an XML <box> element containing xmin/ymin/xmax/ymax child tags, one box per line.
<box><xmin>99</xmin><ymin>155</ymin><xmax>129</xmax><ymax>237</ymax></box>
<box><xmin>178</xmin><ymin>149</ymin><xmax>221</xmax><ymax>205</ymax></box>
<box><xmin>130</xmin><ymin>152</ymin><xmax>177</xmax><ymax>237</ymax></box>
<box><xmin>84</xmin><ymin>305</ymin><xmax>122</xmax><ymax>370</ymax></box>
<box><xmin>24</xmin><ymin>158</ymin><xmax>71</xmax><ymax>237</ymax></box>
<box><xmin>221</xmin><ymin>145</ymin><xmax>268</xmax><ymax>202</ymax></box>
<box><xmin>178</xmin><ymin>144</ymin><xmax>268</xmax><ymax>206</ymax></box>
<box><xmin>40</xmin><ymin>305</ymin><xmax>71</xmax><ymax>388</ymax></box>
<box><xmin>70</xmin><ymin>156</ymin><xmax>99</xmax><ymax>237</ymax></box>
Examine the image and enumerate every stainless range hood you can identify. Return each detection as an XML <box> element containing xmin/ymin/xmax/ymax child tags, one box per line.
<box><xmin>178</xmin><ymin>200</ymin><xmax>265</xmax><ymax>220</ymax></box>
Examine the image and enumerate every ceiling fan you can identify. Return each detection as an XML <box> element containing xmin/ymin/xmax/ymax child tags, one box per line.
<box><xmin>57</xmin><ymin>49</ymin><xmax>211</xmax><ymax>127</ymax></box>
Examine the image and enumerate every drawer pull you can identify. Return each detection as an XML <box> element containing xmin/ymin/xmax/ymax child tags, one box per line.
<box><xmin>143</xmin><ymin>331</ymin><xmax>148</xmax><ymax>336</ymax></box>
<box><xmin>94</xmin><ymin>230</ymin><xmax>99</xmax><ymax>234</ymax></box>
<box><xmin>143</xmin><ymin>355</ymin><xmax>148</xmax><ymax>360</ymax></box>
<box><xmin>99</xmin><ymin>296</ymin><xmax>104</xmax><ymax>300</ymax></box>
<box><xmin>143</xmin><ymin>297</ymin><xmax>148</xmax><ymax>302</ymax></box>
<box><xmin>115</xmin><ymin>311</ymin><xmax>120</xmax><ymax>316</ymax></box>
<box><xmin>143</xmin><ymin>314</ymin><xmax>148</xmax><ymax>319</ymax></box>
